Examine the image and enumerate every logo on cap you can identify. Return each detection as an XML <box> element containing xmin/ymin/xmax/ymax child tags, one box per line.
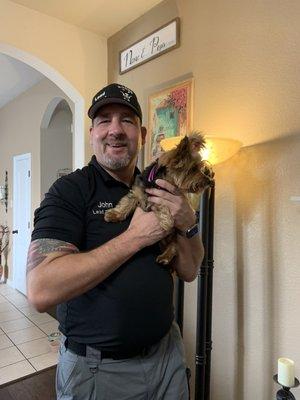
<box><xmin>94</xmin><ymin>91</ymin><xmax>106</xmax><ymax>102</ymax></box>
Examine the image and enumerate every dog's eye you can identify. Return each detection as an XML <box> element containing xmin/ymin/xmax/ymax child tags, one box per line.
<box><xmin>189</xmin><ymin>165</ymin><xmax>198</xmax><ymax>174</ymax></box>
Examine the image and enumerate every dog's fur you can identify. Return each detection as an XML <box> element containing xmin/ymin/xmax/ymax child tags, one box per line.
<box><xmin>104</xmin><ymin>132</ymin><xmax>214</xmax><ymax>265</ymax></box>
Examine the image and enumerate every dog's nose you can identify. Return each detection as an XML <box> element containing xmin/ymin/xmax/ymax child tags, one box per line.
<box><xmin>201</xmin><ymin>165</ymin><xmax>214</xmax><ymax>180</ymax></box>
<box><xmin>205</xmin><ymin>166</ymin><xmax>214</xmax><ymax>178</ymax></box>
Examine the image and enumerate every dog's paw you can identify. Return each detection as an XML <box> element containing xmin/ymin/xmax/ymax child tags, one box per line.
<box><xmin>104</xmin><ymin>209</ymin><xmax>121</xmax><ymax>222</ymax></box>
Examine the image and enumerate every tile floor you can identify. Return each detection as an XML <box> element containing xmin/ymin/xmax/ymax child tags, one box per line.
<box><xmin>0</xmin><ymin>283</ymin><xmax>59</xmax><ymax>386</ymax></box>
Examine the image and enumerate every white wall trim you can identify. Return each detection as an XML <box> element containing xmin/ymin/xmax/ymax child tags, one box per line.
<box><xmin>0</xmin><ymin>43</ymin><xmax>85</xmax><ymax>170</ymax></box>
<box><xmin>40</xmin><ymin>97</ymin><xmax>67</xmax><ymax>130</ymax></box>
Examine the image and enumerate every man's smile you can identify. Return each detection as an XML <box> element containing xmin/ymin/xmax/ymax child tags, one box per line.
<box><xmin>106</xmin><ymin>144</ymin><xmax>126</xmax><ymax>148</ymax></box>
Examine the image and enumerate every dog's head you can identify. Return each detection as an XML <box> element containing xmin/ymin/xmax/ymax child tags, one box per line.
<box><xmin>158</xmin><ymin>132</ymin><xmax>214</xmax><ymax>193</ymax></box>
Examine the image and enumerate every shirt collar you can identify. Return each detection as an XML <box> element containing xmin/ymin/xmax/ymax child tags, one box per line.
<box><xmin>88</xmin><ymin>155</ymin><xmax>140</xmax><ymax>186</ymax></box>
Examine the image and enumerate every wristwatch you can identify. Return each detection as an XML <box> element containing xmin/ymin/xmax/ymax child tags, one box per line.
<box><xmin>177</xmin><ymin>213</ymin><xmax>199</xmax><ymax>238</ymax></box>
<box><xmin>177</xmin><ymin>223</ymin><xmax>199</xmax><ymax>238</ymax></box>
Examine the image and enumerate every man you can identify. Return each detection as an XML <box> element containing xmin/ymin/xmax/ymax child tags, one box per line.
<box><xmin>27</xmin><ymin>83</ymin><xmax>204</xmax><ymax>399</ymax></box>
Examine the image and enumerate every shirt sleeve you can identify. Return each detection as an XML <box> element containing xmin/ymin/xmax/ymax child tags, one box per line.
<box><xmin>31</xmin><ymin>174</ymin><xmax>85</xmax><ymax>248</ymax></box>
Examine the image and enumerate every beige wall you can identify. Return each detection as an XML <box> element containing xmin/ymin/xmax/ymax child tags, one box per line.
<box><xmin>0</xmin><ymin>0</ymin><xmax>107</xmax><ymax>161</ymax></box>
<box><xmin>108</xmin><ymin>0</ymin><xmax>300</xmax><ymax>398</ymax></box>
<box><xmin>210</xmin><ymin>135</ymin><xmax>300</xmax><ymax>399</ymax></box>
<box><xmin>0</xmin><ymin>78</ymin><xmax>72</xmax><ymax>279</ymax></box>
<box><xmin>108</xmin><ymin>0</ymin><xmax>300</xmax><ymax>148</ymax></box>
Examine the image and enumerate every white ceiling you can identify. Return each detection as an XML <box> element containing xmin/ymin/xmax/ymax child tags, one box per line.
<box><xmin>0</xmin><ymin>54</ymin><xmax>43</xmax><ymax>109</ymax></box>
<box><xmin>9</xmin><ymin>0</ymin><xmax>164</xmax><ymax>37</ymax></box>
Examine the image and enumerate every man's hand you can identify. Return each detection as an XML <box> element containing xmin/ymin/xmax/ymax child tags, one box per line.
<box><xmin>128</xmin><ymin>206</ymin><xmax>170</xmax><ymax>248</ymax></box>
<box><xmin>145</xmin><ymin>179</ymin><xmax>196</xmax><ymax>232</ymax></box>
<box><xmin>146</xmin><ymin>179</ymin><xmax>203</xmax><ymax>281</ymax></box>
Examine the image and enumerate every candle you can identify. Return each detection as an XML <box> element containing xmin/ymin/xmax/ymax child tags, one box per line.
<box><xmin>278</xmin><ymin>358</ymin><xmax>295</xmax><ymax>387</ymax></box>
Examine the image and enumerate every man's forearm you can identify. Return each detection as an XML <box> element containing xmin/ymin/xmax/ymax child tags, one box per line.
<box><xmin>27</xmin><ymin>228</ymin><xmax>143</xmax><ymax>312</ymax></box>
<box><xmin>172</xmin><ymin>234</ymin><xmax>204</xmax><ymax>282</ymax></box>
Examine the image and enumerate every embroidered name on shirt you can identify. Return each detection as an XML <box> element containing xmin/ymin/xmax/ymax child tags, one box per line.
<box><xmin>92</xmin><ymin>201</ymin><xmax>113</xmax><ymax>215</ymax></box>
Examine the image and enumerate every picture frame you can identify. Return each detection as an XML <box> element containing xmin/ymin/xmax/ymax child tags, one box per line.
<box><xmin>146</xmin><ymin>78</ymin><xmax>193</xmax><ymax>166</ymax></box>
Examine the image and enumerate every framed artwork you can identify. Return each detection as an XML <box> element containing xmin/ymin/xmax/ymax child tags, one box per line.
<box><xmin>146</xmin><ymin>78</ymin><xmax>193</xmax><ymax>165</ymax></box>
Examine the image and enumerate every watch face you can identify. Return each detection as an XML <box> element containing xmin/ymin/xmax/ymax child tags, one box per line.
<box><xmin>186</xmin><ymin>224</ymin><xmax>199</xmax><ymax>238</ymax></box>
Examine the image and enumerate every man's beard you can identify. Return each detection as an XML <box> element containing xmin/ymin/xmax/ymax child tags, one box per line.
<box><xmin>100</xmin><ymin>139</ymin><xmax>139</xmax><ymax>170</ymax></box>
<box><xmin>101</xmin><ymin>153</ymin><xmax>132</xmax><ymax>170</ymax></box>
<box><xmin>96</xmin><ymin>135</ymin><xmax>141</xmax><ymax>170</ymax></box>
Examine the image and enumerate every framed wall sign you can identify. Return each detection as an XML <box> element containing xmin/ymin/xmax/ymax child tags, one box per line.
<box><xmin>119</xmin><ymin>18</ymin><xmax>180</xmax><ymax>74</ymax></box>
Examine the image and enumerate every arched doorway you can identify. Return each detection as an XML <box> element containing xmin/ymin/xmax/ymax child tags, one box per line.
<box><xmin>0</xmin><ymin>43</ymin><xmax>84</xmax><ymax>294</ymax></box>
<box><xmin>0</xmin><ymin>43</ymin><xmax>84</xmax><ymax>169</ymax></box>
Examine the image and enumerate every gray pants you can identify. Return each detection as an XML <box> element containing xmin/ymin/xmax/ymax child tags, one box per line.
<box><xmin>56</xmin><ymin>322</ymin><xmax>189</xmax><ymax>400</ymax></box>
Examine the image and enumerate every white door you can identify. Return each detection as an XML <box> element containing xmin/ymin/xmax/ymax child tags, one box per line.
<box><xmin>13</xmin><ymin>153</ymin><xmax>31</xmax><ymax>295</ymax></box>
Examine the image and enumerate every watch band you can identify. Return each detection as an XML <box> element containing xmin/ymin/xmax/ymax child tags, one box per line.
<box><xmin>177</xmin><ymin>212</ymin><xmax>199</xmax><ymax>238</ymax></box>
<box><xmin>177</xmin><ymin>223</ymin><xmax>199</xmax><ymax>239</ymax></box>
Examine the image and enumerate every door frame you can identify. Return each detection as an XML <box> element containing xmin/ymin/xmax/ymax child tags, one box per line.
<box><xmin>12</xmin><ymin>153</ymin><xmax>31</xmax><ymax>293</ymax></box>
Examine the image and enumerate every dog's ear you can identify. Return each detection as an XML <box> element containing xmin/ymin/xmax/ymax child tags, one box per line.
<box><xmin>158</xmin><ymin>135</ymin><xmax>190</xmax><ymax>167</ymax></box>
<box><xmin>175</xmin><ymin>136</ymin><xmax>190</xmax><ymax>153</ymax></box>
<box><xmin>175</xmin><ymin>132</ymin><xmax>206</xmax><ymax>156</ymax></box>
<box><xmin>188</xmin><ymin>132</ymin><xmax>206</xmax><ymax>156</ymax></box>
<box><xmin>157</xmin><ymin>132</ymin><xmax>204</xmax><ymax>168</ymax></box>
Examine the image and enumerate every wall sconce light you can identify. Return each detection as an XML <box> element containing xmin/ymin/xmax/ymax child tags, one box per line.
<box><xmin>0</xmin><ymin>171</ymin><xmax>8</xmax><ymax>213</ymax></box>
<box><xmin>160</xmin><ymin>134</ymin><xmax>242</xmax><ymax>400</ymax></box>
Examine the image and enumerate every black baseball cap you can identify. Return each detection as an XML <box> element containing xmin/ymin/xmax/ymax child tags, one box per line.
<box><xmin>88</xmin><ymin>83</ymin><xmax>142</xmax><ymax>122</ymax></box>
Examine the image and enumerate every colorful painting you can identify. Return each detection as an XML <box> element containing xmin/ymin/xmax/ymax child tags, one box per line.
<box><xmin>146</xmin><ymin>79</ymin><xmax>193</xmax><ymax>165</ymax></box>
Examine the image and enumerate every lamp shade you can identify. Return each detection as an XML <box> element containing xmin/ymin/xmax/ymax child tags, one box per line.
<box><xmin>160</xmin><ymin>135</ymin><xmax>242</xmax><ymax>165</ymax></box>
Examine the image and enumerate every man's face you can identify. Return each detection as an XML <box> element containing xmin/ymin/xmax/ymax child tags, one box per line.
<box><xmin>89</xmin><ymin>104</ymin><xmax>146</xmax><ymax>171</ymax></box>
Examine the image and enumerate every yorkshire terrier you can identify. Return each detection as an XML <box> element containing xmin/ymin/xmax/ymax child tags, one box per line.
<box><xmin>104</xmin><ymin>132</ymin><xmax>214</xmax><ymax>265</ymax></box>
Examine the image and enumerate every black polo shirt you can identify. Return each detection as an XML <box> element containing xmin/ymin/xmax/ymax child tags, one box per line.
<box><xmin>32</xmin><ymin>156</ymin><xmax>174</xmax><ymax>352</ymax></box>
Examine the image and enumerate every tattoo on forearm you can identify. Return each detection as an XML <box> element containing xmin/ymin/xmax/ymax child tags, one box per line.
<box><xmin>26</xmin><ymin>239</ymin><xmax>79</xmax><ymax>274</ymax></box>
